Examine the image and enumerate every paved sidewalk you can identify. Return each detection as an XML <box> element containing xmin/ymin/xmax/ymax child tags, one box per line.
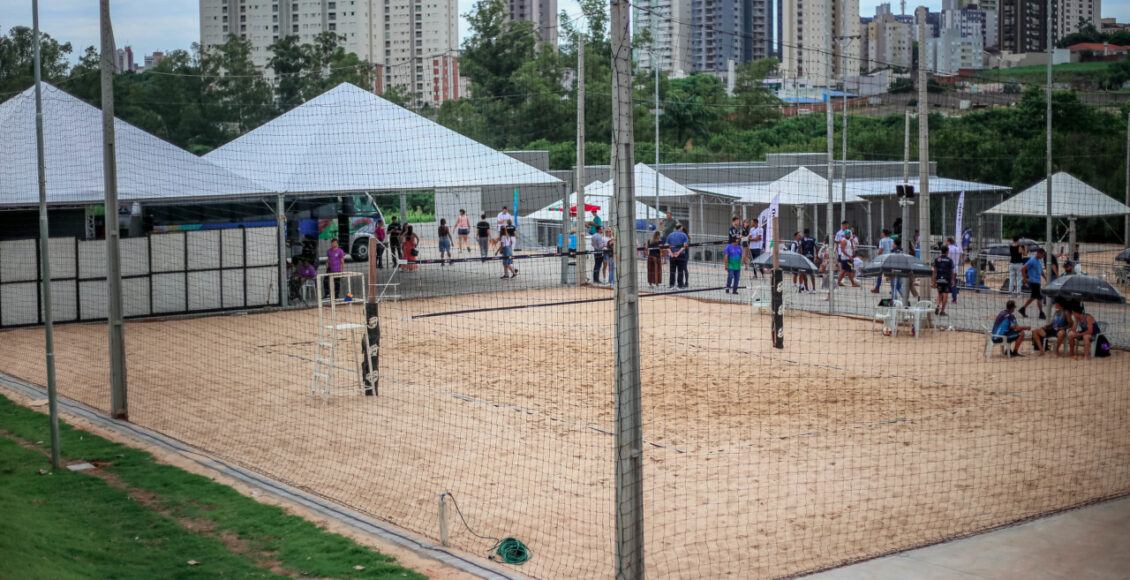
<box><xmin>801</xmin><ymin>496</ymin><xmax>1130</xmax><ymax>580</ymax></box>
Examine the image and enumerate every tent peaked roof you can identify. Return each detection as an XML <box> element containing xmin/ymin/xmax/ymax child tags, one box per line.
<box><xmin>0</xmin><ymin>84</ymin><xmax>271</xmax><ymax>208</ymax></box>
<box><xmin>205</xmin><ymin>83</ymin><xmax>560</xmax><ymax>194</ymax></box>
<box><xmin>689</xmin><ymin>166</ymin><xmax>865</xmax><ymax>205</ymax></box>
<box><xmin>632</xmin><ymin>163</ymin><xmax>698</xmax><ymax>199</ymax></box>
<box><xmin>770</xmin><ymin>167</ymin><xmax>865</xmax><ymax>204</ymax></box>
<box><xmin>527</xmin><ymin>189</ymin><xmax>660</xmax><ymax>222</ymax></box>
<box><xmin>983</xmin><ymin>172</ymin><xmax>1130</xmax><ymax>218</ymax></box>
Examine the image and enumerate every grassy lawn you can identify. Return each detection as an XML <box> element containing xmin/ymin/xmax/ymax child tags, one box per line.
<box><xmin>0</xmin><ymin>393</ymin><xmax>425</xmax><ymax>580</ymax></box>
<box><xmin>992</xmin><ymin>61</ymin><xmax>1112</xmax><ymax>85</ymax></box>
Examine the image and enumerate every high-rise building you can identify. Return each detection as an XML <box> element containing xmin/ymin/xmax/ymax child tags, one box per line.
<box><xmin>114</xmin><ymin>46</ymin><xmax>136</xmax><ymax>73</ymax></box>
<box><xmin>633</xmin><ymin>0</ymin><xmax>693</xmax><ymax>75</ymax></box>
<box><xmin>1055</xmin><ymin>0</ymin><xmax>1100</xmax><ymax>39</ymax></box>
<box><xmin>998</xmin><ymin>0</ymin><xmax>1049</xmax><ymax>52</ymax></box>
<box><xmin>507</xmin><ymin>0</ymin><xmax>558</xmax><ymax>47</ymax></box>
<box><xmin>867</xmin><ymin>3</ymin><xmax>913</xmax><ymax>71</ymax></box>
<box><xmin>199</xmin><ymin>0</ymin><xmax>459</xmax><ymax>107</ymax></box>
<box><xmin>634</xmin><ymin>0</ymin><xmax>773</xmax><ymax>75</ymax></box>
<box><xmin>782</xmin><ymin>0</ymin><xmax>861</xmax><ymax>85</ymax></box>
<box><xmin>926</xmin><ymin>26</ymin><xmax>984</xmax><ymax>73</ymax></box>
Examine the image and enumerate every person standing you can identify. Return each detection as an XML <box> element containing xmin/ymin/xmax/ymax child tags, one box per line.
<box><xmin>454</xmin><ymin>209</ymin><xmax>472</xmax><ymax>253</ymax></box>
<box><xmin>400</xmin><ymin>225</ymin><xmax>419</xmax><ymax>272</ymax></box>
<box><xmin>666</xmin><ymin>223</ymin><xmax>690</xmax><ymax>289</ymax></box>
<box><xmin>728</xmin><ymin>217</ymin><xmax>742</xmax><ymax>243</ymax></box>
<box><xmin>605</xmin><ymin>231</ymin><xmax>615</xmax><ymax>285</ymax></box>
<box><xmin>871</xmin><ymin>229</ymin><xmax>894</xmax><ymax>294</ymax></box>
<box><xmin>748</xmin><ymin>218</ymin><xmax>764</xmax><ymax>278</ymax></box>
<box><xmin>1008</xmin><ymin>236</ymin><xmax>1025</xmax><ymax>295</ymax></box>
<box><xmin>387</xmin><ymin>217</ymin><xmax>403</xmax><ymax>266</ymax></box>
<box><xmin>1018</xmin><ymin>248</ymin><xmax>1046</xmax><ymax>319</ymax></box>
<box><xmin>496</xmin><ymin>226</ymin><xmax>518</xmax><ymax>279</ymax></box>
<box><xmin>788</xmin><ymin>231</ymin><xmax>805</xmax><ymax>292</ymax></box>
<box><xmin>835</xmin><ymin>222</ymin><xmax>859</xmax><ymax>287</ymax></box>
<box><xmin>946</xmin><ymin>237</ymin><xmax>962</xmax><ymax>303</ymax></box>
<box><xmin>660</xmin><ymin>212</ymin><xmax>676</xmax><ymax>264</ymax></box>
<box><xmin>437</xmin><ymin>218</ymin><xmax>453</xmax><ymax>265</ymax></box>
<box><xmin>323</xmin><ymin>238</ymin><xmax>346</xmax><ymax>299</ymax></box>
<box><xmin>373</xmin><ymin>219</ymin><xmax>387</xmax><ymax>269</ymax></box>
<box><xmin>496</xmin><ymin>206</ymin><xmax>513</xmax><ymax>246</ymax></box>
<box><xmin>646</xmin><ymin>231</ymin><xmax>662</xmax><ymax>288</ymax></box>
<box><xmin>475</xmin><ymin>213</ymin><xmax>491</xmax><ymax>258</ymax></box>
<box><xmin>591</xmin><ymin>226</ymin><xmax>606</xmax><ymax>284</ymax></box>
<box><xmin>799</xmin><ymin>228</ymin><xmax>816</xmax><ymax>292</ymax></box>
<box><xmin>932</xmin><ymin>246</ymin><xmax>955</xmax><ymax>316</ymax></box>
<box><xmin>724</xmin><ymin>236</ymin><xmax>743</xmax><ymax>294</ymax></box>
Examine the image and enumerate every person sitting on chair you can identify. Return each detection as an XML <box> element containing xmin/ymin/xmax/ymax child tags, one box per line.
<box><xmin>1033</xmin><ymin>299</ymin><xmax>1070</xmax><ymax>357</ymax></box>
<box><xmin>992</xmin><ymin>300</ymin><xmax>1030</xmax><ymax>358</ymax></box>
<box><xmin>1066</xmin><ymin>302</ymin><xmax>1101</xmax><ymax>360</ymax></box>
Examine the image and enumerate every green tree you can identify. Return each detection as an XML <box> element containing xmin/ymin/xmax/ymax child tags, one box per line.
<box><xmin>201</xmin><ymin>34</ymin><xmax>275</xmax><ymax>133</ymax></box>
<box><xmin>732</xmin><ymin>58</ymin><xmax>782</xmax><ymax>130</ymax></box>
<box><xmin>0</xmin><ymin>26</ymin><xmax>72</xmax><ymax>95</ymax></box>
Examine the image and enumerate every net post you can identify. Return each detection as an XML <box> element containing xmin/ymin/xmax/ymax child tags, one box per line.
<box><xmin>917</xmin><ymin>12</ymin><xmax>932</xmax><ymax>302</ymax></box>
<box><xmin>771</xmin><ymin>215</ymin><xmax>783</xmax><ymax>349</ymax></box>
<box><xmin>611</xmin><ymin>0</ymin><xmax>644</xmax><ymax>576</ymax></box>
<box><xmin>102</xmin><ymin>0</ymin><xmax>128</xmax><ymax>420</ymax></box>
<box><xmin>33</xmin><ymin>0</ymin><xmax>61</xmax><ymax>468</ymax></box>
<box><xmin>438</xmin><ymin>494</ymin><xmax>450</xmax><ymax>547</ymax></box>
<box><xmin>277</xmin><ymin>194</ymin><xmax>288</xmax><ymax>307</ymax></box>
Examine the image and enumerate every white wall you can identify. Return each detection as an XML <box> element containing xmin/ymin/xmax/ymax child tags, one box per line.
<box><xmin>0</xmin><ymin>226</ymin><xmax>279</xmax><ymax>328</ymax></box>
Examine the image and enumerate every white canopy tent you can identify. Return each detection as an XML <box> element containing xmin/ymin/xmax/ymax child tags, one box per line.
<box><xmin>692</xmin><ymin>167</ymin><xmax>867</xmax><ymax>205</ymax></box>
<box><xmin>204</xmin><ymin>82</ymin><xmax>561</xmax><ymax>195</ymax></box>
<box><xmin>982</xmin><ymin>172</ymin><xmax>1130</xmax><ymax>218</ymax></box>
<box><xmin>527</xmin><ymin>184</ymin><xmax>662</xmax><ymax>224</ymax></box>
<box><xmin>981</xmin><ymin>172</ymin><xmax>1130</xmax><ymax>256</ymax></box>
<box><xmin>0</xmin><ymin>84</ymin><xmax>271</xmax><ymax>208</ymax></box>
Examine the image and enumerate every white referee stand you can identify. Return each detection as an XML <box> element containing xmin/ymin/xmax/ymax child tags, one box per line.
<box><xmin>310</xmin><ymin>272</ymin><xmax>375</xmax><ymax>404</ymax></box>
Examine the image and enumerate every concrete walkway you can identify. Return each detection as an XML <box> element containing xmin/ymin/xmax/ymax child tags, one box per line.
<box><xmin>801</xmin><ymin>496</ymin><xmax>1130</xmax><ymax>580</ymax></box>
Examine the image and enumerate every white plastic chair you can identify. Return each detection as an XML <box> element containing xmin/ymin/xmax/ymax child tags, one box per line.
<box><xmin>983</xmin><ymin>321</ymin><xmax>1011</xmax><ymax>359</ymax></box>
<box><xmin>872</xmin><ymin>305</ymin><xmax>896</xmax><ymax>335</ymax></box>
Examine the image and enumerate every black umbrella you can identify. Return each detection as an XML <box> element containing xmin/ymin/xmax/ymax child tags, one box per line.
<box><xmin>858</xmin><ymin>253</ymin><xmax>934</xmax><ymax>278</ymax></box>
<box><xmin>1041</xmin><ymin>274</ymin><xmax>1126</xmax><ymax>304</ymax></box>
<box><xmin>752</xmin><ymin>250</ymin><xmax>818</xmax><ymax>273</ymax></box>
<box><xmin>1116</xmin><ymin>248</ymin><xmax>1130</xmax><ymax>263</ymax></box>
<box><xmin>982</xmin><ymin>238</ymin><xmax>1043</xmax><ymax>257</ymax></box>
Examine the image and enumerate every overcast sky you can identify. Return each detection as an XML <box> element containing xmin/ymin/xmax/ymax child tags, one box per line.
<box><xmin>2</xmin><ymin>0</ymin><xmax>1127</xmax><ymax>63</ymax></box>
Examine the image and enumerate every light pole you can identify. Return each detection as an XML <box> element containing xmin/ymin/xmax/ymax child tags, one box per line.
<box><xmin>836</xmin><ymin>35</ymin><xmax>860</xmax><ymax>229</ymax></box>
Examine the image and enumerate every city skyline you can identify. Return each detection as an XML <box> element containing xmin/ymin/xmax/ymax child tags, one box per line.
<box><xmin>3</xmin><ymin>0</ymin><xmax>1128</xmax><ymax>65</ymax></box>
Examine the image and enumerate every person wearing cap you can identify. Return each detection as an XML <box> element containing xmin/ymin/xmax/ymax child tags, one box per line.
<box><xmin>991</xmin><ymin>300</ymin><xmax>1030</xmax><ymax>358</ymax></box>
<box><xmin>1018</xmin><ymin>248</ymin><xmax>1047</xmax><ymax>320</ymax></box>
<box><xmin>1063</xmin><ymin>260</ymin><xmax>1079</xmax><ymax>276</ymax></box>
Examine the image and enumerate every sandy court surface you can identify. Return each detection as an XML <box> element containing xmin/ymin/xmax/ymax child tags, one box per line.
<box><xmin>1</xmin><ymin>286</ymin><xmax>1128</xmax><ymax>579</ymax></box>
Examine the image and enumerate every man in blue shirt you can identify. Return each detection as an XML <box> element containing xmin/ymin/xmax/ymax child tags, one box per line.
<box><xmin>1019</xmin><ymin>248</ymin><xmax>1046</xmax><ymax>320</ymax></box>
<box><xmin>992</xmin><ymin>299</ymin><xmax>1030</xmax><ymax>358</ymax></box>
<box><xmin>665</xmin><ymin>224</ymin><xmax>690</xmax><ymax>289</ymax></box>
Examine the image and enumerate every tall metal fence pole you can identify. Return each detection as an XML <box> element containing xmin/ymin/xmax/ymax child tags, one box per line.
<box><xmin>1044</xmin><ymin>0</ymin><xmax>1054</xmax><ymax>318</ymax></box>
<box><xmin>101</xmin><ymin>0</ymin><xmax>128</xmax><ymax>420</ymax></box>
<box><xmin>825</xmin><ymin>0</ymin><xmax>836</xmax><ymax>314</ymax></box>
<box><xmin>610</xmin><ymin>0</ymin><xmax>643</xmax><ymax>576</ymax></box>
<box><xmin>33</xmin><ymin>0</ymin><xmax>61</xmax><ymax>469</ymax></box>
<box><xmin>917</xmin><ymin>14</ymin><xmax>931</xmax><ymax>302</ymax></box>
<box><xmin>576</xmin><ymin>34</ymin><xmax>587</xmax><ymax>285</ymax></box>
